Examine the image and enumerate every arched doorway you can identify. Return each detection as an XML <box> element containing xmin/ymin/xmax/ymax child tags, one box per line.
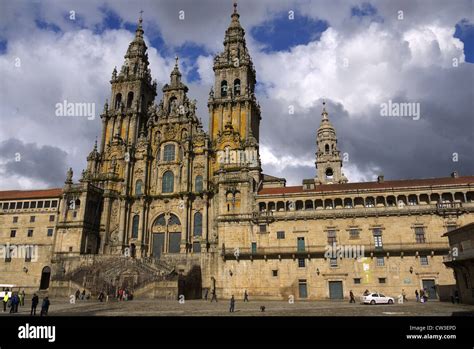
<box><xmin>151</xmin><ymin>213</ymin><xmax>182</xmax><ymax>259</ymax></box>
<box><xmin>40</xmin><ymin>266</ymin><xmax>51</xmax><ymax>290</ymax></box>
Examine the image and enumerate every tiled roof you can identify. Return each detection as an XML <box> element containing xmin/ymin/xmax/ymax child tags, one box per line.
<box><xmin>0</xmin><ymin>188</ymin><xmax>63</xmax><ymax>200</ymax></box>
<box><xmin>258</xmin><ymin>176</ymin><xmax>474</xmax><ymax>196</ymax></box>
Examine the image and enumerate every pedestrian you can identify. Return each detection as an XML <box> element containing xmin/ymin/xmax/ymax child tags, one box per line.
<box><xmin>210</xmin><ymin>289</ymin><xmax>217</xmax><ymax>302</ymax></box>
<box><xmin>204</xmin><ymin>288</ymin><xmax>208</xmax><ymax>301</ymax></box>
<box><xmin>415</xmin><ymin>290</ymin><xmax>419</xmax><ymax>302</ymax></box>
<box><xmin>402</xmin><ymin>289</ymin><xmax>407</xmax><ymax>302</ymax></box>
<box><xmin>98</xmin><ymin>292</ymin><xmax>104</xmax><ymax>302</ymax></box>
<box><xmin>423</xmin><ymin>289</ymin><xmax>429</xmax><ymax>302</ymax></box>
<box><xmin>420</xmin><ymin>289</ymin><xmax>425</xmax><ymax>303</ymax></box>
<box><xmin>31</xmin><ymin>293</ymin><xmax>39</xmax><ymax>316</ymax></box>
<box><xmin>10</xmin><ymin>293</ymin><xmax>19</xmax><ymax>313</ymax></box>
<box><xmin>40</xmin><ymin>297</ymin><xmax>50</xmax><ymax>316</ymax></box>
<box><xmin>229</xmin><ymin>295</ymin><xmax>235</xmax><ymax>313</ymax></box>
<box><xmin>81</xmin><ymin>289</ymin><xmax>86</xmax><ymax>300</ymax></box>
<box><xmin>349</xmin><ymin>290</ymin><xmax>356</xmax><ymax>303</ymax></box>
<box><xmin>75</xmin><ymin>289</ymin><xmax>80</xmax><ymax>300</ymax></box>
<box><xmin>2</xmin><ymin>292</ymin><xmax>8</xmax><ymax>312</ymax></box>
<box><xmin>243</xmin><ymin>290</ymin><xmax>249</xmax><ymax>302</ymax></box>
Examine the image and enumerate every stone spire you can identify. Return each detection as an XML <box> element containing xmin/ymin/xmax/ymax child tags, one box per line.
<box><xmin>315</xmin><ymin>101</ymin><xmax>348</xmax><ymax>185</ymax></box>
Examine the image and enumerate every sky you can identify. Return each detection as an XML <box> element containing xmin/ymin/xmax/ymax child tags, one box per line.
<box><xmin>0</xmin><ymin>0</ymin><xmax>473</xmax><ymax>190</ymax></box>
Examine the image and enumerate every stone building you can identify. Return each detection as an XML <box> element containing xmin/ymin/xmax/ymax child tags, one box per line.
<box><xmin>1</xmin><ymin>4</ymin><xmax>473</xmax><ymax>301</ymax></box>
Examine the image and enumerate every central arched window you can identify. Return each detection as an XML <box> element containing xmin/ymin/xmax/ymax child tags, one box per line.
<box><xmin>195</xmin><ymin>175</ymin><xmax>203</xmax><ymax>192</ymax></box>
<box><xmin>234</xmin><ymin>79</ymin><xmax>241</xmax><ymax>96</ymax></box>
<box><xmin>132</xmin><ymin>215</ymin><xmax>139</xmax><ymax>238</ymax></box>
<box><xmin>162</xmin><ymin>171</ymin><xmax>174</xmax><ymax>193</ymax></box>
<box><xmin>115</xmin><ymin>93</ymin><xmax>122</xmax><ymax>109</ymax></box>
<box><xmin>221</xmin><ymin>80</ymin><xmax>228</xmax><ymax>97</ymax></box>
<box><xmin>135</xmin><ymin>180</ymin><xmax>143</xmax><ymax>196</ymax></box>
<box><xmin>127</xmin><ymin>91</ymin><xmax>134</xmax><ymax>108</ymax></box>
<box><xmin>325</xmin><ymin>144</ymin><xmax>330</xmax><ymax>153</ymax></box>
<box><xmin>163</xmin><ymin>144</ymin><xmax>175</xmax><ymax>162</ymax></box>
<box><xmin>193</xmin><ymin>212</ymin><xmax>202</xmax><ymax>236</ymax></box>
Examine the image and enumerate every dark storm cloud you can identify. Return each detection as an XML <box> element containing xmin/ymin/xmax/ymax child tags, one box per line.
<box><xmin>0</xmin><ymin>138</ymin><xmax>68</xmax><ymax>186</ymax></box>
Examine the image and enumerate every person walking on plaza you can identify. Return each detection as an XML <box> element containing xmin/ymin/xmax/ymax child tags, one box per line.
<box><xmin>31</xmin><ymin>293</ymin><xmax>39</xmax><ymax>316</ymax></box>
<box><xmin>415</xmin><ymin>290</ymin><xmax>419</xmax><ymax>302</ymax></box>
<box><xmin>229</xmin><ymin>295</ymin><xmax>235</xmax><ymax>313</ymax></box>
<box><xmin>243</xmin><ymin>290</ymin><xmax>249</xmax><ymax>302</ymax></box>
<box><xmin>40</xmin><ymin>297</ymin><xmax>50</xmax><ymax>316</ymax></box>
<box><xmin>9</xmin><ymin>293</ymin><xmax>19</xmax><ymax>313</ymax></box>
<box><xmin>2</xmin><ymin>292</ymin><xmax>8</xmax><ymax>312</ymax></box>
<box><xmin>349</xmin><ymin>290</ymin><xmax>356</xmax><ymax>303</ymax></box>
<box><xmin>75</xmin><ymin>289</ymin><xmax>80</xmax><ymax>300</ymax></box>
<box><xmin>204</xmin><ymin>288</ymin><xmax>208</xmax><ymax>301</ymax></box>
<box><xmin>210</xmin><ymin>288</ymin><xmax>217</xmax><ymax>302</ymax></box>
<box><xmin>402</xmin><ymin>289</ymin><xmax>407</xmax><ymax>302</ymax></box>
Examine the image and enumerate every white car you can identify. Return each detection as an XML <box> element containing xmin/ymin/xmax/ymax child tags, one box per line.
<box><xmin>362</xmin><ymin>293</ymin><xmax>394</xmax><ymax>304</ymax></box>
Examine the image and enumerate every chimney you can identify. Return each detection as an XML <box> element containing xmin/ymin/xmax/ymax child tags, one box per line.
<box><xmin>377</xmin><ymin>175</ymin><xmax>384</xmax><ymax>183</ymax></box>
<box><xmin>451</xmin><ymin>171</ymin><xmax>459</xmax><ymax>178</ymax></box>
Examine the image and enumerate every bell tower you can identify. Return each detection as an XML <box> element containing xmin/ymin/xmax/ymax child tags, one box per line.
<box><xmin>315</xmin><ymin>102</ymin><xmax>348</xmax><ymax>185</ymax></box>
<box><xmin>208</xmin><ymin>3</ymin><xmax>261</xmax><ymax>174</ymax></box>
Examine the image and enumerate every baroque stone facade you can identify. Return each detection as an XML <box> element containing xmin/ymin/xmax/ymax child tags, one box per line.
<box><xmin>1</xmin><ymin>5</ymin><xmax>474</xmax><ymax>301</ymax></box>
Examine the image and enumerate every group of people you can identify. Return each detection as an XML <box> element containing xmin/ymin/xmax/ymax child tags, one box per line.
<box><xmin>1</xmin><ymin>288</ymin><xmax>50</xmax><ymax>316</ymax></box>
<box><xmin>74</xmin><ymin>289</ymin><xmax>91</xmax><ymax>301</ymax></box>
<box><xmin>415</xmin><ymin>289</ymin><xmax>430</xmax><ymax>303</ymax></box>
<box><xmin>116</xmin><ymin>288</ymin><xmax>133</xmax><ymax>301</ymax></box>
<box><xmin>203</xmin><ymin>289</ymin><xmax>250</xmax><ymax>312</ymax></box>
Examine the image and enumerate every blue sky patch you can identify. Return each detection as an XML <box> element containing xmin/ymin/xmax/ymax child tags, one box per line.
<box><xmin>251</xmin><ymin>12</ymin><xmax>328</xmax><ymax>53</ymax></box>
<box><xmin>35</xmin><ymin>19</ymin><xmax>61</xmax><ymax>33</ymax></box>
<box><xmin>454</xmin><ymin>19</ymin><xmax>474</xmax><ymax>63</ymax></box>
<box><xmin>0</xmin><ymin>39</ymin><xmax>7</xmax><ymax>54</ymax></box>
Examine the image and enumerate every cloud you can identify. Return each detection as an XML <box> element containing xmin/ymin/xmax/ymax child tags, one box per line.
<box><xmin>0</xmin><ymin>138</ymin><xmax>68</xmax><ymax>188</ymax></box>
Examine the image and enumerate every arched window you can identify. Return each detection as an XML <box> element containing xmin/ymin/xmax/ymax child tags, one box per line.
<box><xmin>115</xmin><ymin>93</ymin><xmax>122</xmax><ymax>109</ymax></box>
<box><xmin>325</xmin><ymin>144</ymin><xmax>330</xmax><ymax>153</ymax></box>
<box><xmin>234</xmin><ymin>79</ymin><xmax>241</xmax><ymax>96</ymax></box>
<box><xmin>135</xmin><ymin>180</ymin><xmax>143</xmax><ymax>196</ymax></box>
<box><xmin>169</xmin><ymin>214</ymin><xmax>181</xmax><ymax>226</ymax></box>
<box><xmin>132</xmin><ymin>215</ymin><xmax>139</xmax><ymax>238</ymax></box>
<box><xmin>126</xmin><ymin>91</ymin><xmax>134</xmax><ymax>108</ymax></box>
<box><xmin>325</xmin><ymin>168</ymin><xmax>333</xmax><ymax>180</ymax></box>
<box><xmin>193</xmin><ymin>212</ymin><xmax>202</xmax><ymax>236</ymax></box>
<box><xmin>163</xmin><ymin>144</ymin><xmax>175</xmax><ymax>162</ymax></box>
<box><xmin>195</xmin><ymin>175</ymin><xmax>203</xmax><ymax>192</ymax></box>
<box><xmin>162</xmin><ymin>171</ymin><xmax>174</xmax><ymax>193</ymax></box>
<box><xmin>221</xmin><ymin>80</ymin><xmax>228</xmax><ymax>97</ymax></box>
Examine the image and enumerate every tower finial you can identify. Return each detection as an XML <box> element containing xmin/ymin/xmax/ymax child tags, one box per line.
<box><xmin>139</xmin><ymin>10</ymin><xmax>143</xmax><ymax>23</ymax></box>
<box><xmin>175</xmin><ymin>55</ymin><xmax>179</xmax><ymax>67</ymax></box>
<box><xmin>322</xmin><ymin>99</ymin><xmax>328</xmax><ymax>120</ymax></box>
<box><xmin>233</xmin><ymin>2</ymin><xmax>238</xmax><ymax>14</ymax></box>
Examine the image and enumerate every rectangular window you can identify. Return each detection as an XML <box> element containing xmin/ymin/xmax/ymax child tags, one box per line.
<box><xmin>23</xmin><ymin>201</ymin><xmax>30</xmax><ymax>209</ymax></box>
<box><xmin>49</xmin><ymin>215</ymin><xmax>55</xmax><ymax>222</ymax></box>
<box><xmin>259</xmin><ymin>224</ymin><xmax>267</xmax><ymax>233</ymax></box>
<box><xmin>44</xmin><ymin>200</ymin><xmax>51</xmax><ymax>208</ymax></box>
<box><xmin>373</xmin><ymin>229</ymin><xmax>383</xmax><ymax>248</ymax></box>
<box><xmin>30</xmin><ymin>216</ymin><xmax>35</xmax><ymax>223</ymax></box>
<box><xmin>379</xmin><ymin>278</ymin><xmax>386</xmax><ymax>284</ymax></box>
<box><xmin>30</xmin><ymin>201</ymin><xmax>36</xmax><ymax>209</ymax></box>
<box><xmin>47</xmin><ymin>228</ymin><xmax>54</xmax><ymax>237</ymax></box>
<box><xmin>16</xmin><ymin>202</ymin><xmax>23</xmax><ymax>209</ymax></box>
<box><xmin>51</xmin><ymin>200</ymin><xmax>58</xmax><ymax>208</ymax></box>
<box><xmin>415</xmin><ymin>227</ymin><xmax>426</xmax><ymax>243</ymax></box>
<box><xmin>192</xmin><ymin>242</ymin><xmax>201</xmax><ymax>253</ymax></box>
<box><xmin>73</xmin><ymin>211</ymin><xmax>77</xmax><ymax>218</ymax></box>
<box><xmin>327</xmin><ymin>230</ymin><xmax>337</xmax><ymax>244</ymax></box>
<box><xmin>10</xmin><ymin>230</ymin><xmax>16</xmax><ymax>238</ymax></box>
<box><xmin>276</xmin><ymin>231</ymin><xmax>285</xmax><ymax>239</ymax></box>
<box><xmin>420</xmin><ymin>256</ymin><xmax>429</xmax><ymax>266</ymax></box>
<box><xmin>13</xmin><ymin>216</ymin><xmax>18</xmax><ymax>223</ymax></box>
<box><xmin>349</xmin><ymin>229</ymin><xmax>360</xmax><ymax>239</ymax></box>
<box><xmin>297</xmin><ymin>237</ymin><xmax>305</xmax><ymax>252</ymax></box>
<box><xmin>37</xmin><ymin>201</ymin><xmax>43</xmax><ymax>209</ymax></box>
<box><xmin>2</xmin><ymin>203</ymin><xmax>8</xmax><ymax>210</ymax></box>
<box><xmin>376</xmin><ymin>257</ymin><xmax>385</xmax><ymax>266</ymax></box>
<box><xmin>25</xmin><ymin>246</ymin><xmax>33</xmax><ymax>262</ymax></box>
<box><xmin>9</xmin><ymin>202</ymin><xmax>15</xmax><ymax>209</ymax></box>
<box><xmin>27</xmin><ymin>229</ymin><xmax>33</xmax><ymax>237</ymax></box>
<box><xmin>330</xmin><ymin>258</ymin><xmax>338</xmax><ymax>268</ymax></box>
<box><xmin>272</xmin><ymin>270</ymin><xmax>278</xmax><ymax>277</ymax></box>
<box><xmin>298</xmin><ymin>258</ymin><xmax>306</xmax><ymax>268</ymax></box>
<box><xmin>251</xmin><ymin>242</ymin><xmax>257</xmax><ymax>254</ymax></box>
<box><xmin>354</xmin><ymin>278</ymin><xmax>361</xmax><ymax>284</ymax></box>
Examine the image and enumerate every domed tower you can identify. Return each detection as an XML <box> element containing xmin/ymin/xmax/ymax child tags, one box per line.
<box><xmin>315</xmin><ymin>101</ymin><xmax>348</xmax><ymax>185</ymax></box>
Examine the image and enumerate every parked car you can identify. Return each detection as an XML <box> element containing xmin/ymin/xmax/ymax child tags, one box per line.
<box><xmin>362</xmin><ymin>293</ymin><xmax>394</xmax><ymax>304</ymax></box>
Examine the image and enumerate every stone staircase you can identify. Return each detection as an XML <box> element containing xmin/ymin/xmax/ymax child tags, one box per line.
<box><xmin>53</xmin><ymin>255</ymin><xmax>177</xmax><ymax>296</ymax></box>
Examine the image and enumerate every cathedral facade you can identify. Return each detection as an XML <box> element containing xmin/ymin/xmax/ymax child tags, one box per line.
<box><xmin>1</xmin><ymin>5</ymin><xmax>474</xmax><ymax>301</ymax></box>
